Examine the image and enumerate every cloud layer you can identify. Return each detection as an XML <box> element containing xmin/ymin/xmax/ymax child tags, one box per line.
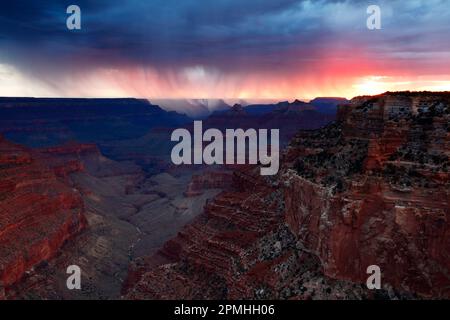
<box><xmin>1</xmin><ymin>0</ymin><xmax>450</xmax><ymax>99</ymax></box>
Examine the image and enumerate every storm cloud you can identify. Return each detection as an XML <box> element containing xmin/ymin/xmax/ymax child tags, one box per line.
<box><xmin>1</xmin><ymin>0</ymin><xmax>450</xmax><ymax>99</ymax></box>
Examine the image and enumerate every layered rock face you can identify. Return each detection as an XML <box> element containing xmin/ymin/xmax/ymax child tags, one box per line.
<box><xmin>286</xmin><ymin>92</ymin><xmax>450</xmax><ymax>298</ymax></box>
<box><xmin>205</xmin><ymin>102</ymin><xmax>335</xmax><ymax>146</ymax></box>
<box><xmin>125</xmin><ymin>168</ymin><xmax>374</xmax><ymax>299</ymax></box>
<box><xmin>0</xmin><ymin>98</ymin><xmax>193</xmax><ymax>176</ymax></box>
<box><xmin>125</xmin><ymin>168</ymin><xmax>294</xmax><ymax>299</ymax></box>
<box><xmin>0</xmin><ymin>136</ymin><xmax>87</xmax><ymax>290</ymax></box>
<box><xmin>184</xmin><ymin>170</ymin><xmax>233</xmax><ymax>197</ymax></box>
<box><xmin>5</xmin><ymin>139</ymin><xmax>224</xmax><ymax>299</ymax></box>
<box><xmin>125</xmin><ymin>92</ymin><xmax>449</xmax><ymax>299</ymax></box>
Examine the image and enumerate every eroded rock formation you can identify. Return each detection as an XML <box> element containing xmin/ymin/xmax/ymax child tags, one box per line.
<box><xmin>184</xmin><ymin>170</ymin><xmax>233</xmax><ymax>197</ymax></box>
<box><xmin>125</xmin><ymin>92</ymin><xmax>450</xmax><ymax>299</ymax></box>
<box><xmin>286</xmin><ymin>92</ymin><xmax>450</xmax><ymax>298</ymax></box>
<box><xmin>0</xmin><ymin>136</ymin><xmax>87</xmax><ymax>290</ymax></box>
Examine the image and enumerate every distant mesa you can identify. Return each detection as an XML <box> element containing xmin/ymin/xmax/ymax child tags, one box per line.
<box><xmin>150</xmin><ymin>99</ymin><xmax>231</xmax><ymax>118</ymax></box>
<box><xmin>0</xmin><ymin>97</ymin><xmax>191</xmax><ymax>148</ymax></box>
<box><xmin>150</xmin><ymin>97</ymin><xmax>349</xmax><ymax>118</ymax></box>
<box><xmin>309</xmin><ymin>97</ymin><xmax>350</xmax><ymax>115</ymax></box>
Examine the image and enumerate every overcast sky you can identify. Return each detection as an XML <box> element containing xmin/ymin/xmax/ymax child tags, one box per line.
<box><xmin>1</xmin><ymin>0</ymin><xmax>450</xmax><ymax>100</ymax></box>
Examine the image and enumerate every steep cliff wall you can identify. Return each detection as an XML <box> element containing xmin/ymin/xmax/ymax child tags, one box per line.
<box><xmin>125</xmin><ymin>92</ymin><xmax>450</xmax><ymax>299</ymax></box>
<box><xmin>286</xmin><ymin>92</ymin><xmax>450</xmax><ymax>297</ymax></box>
<box><xmin>0</xmin><ymin>137</ymin><xmax>87</xmax><ymax>289</ymax></box>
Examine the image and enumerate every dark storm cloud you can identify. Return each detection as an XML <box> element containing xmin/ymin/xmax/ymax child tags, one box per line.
<box><xmin>0</xmin><ymin>1</ymin><xmax>385</xmax><ymax>71</ymax></box>
<box><xmin>0</xmin><ymin>0</ymin><xmax>449</xmax><ymax>98</ymax></box>
<box><xmin>1</xmin><ymin>0</ymin><xmax>449</xmax><ymax>69</ymax></box>
<box><xmin>0</xmin><ymin>0</ymin><xmax>308</xmax><ymax>69</ymax></box>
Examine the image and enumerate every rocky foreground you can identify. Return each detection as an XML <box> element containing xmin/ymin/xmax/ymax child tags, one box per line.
<box><xmin>125</xmin><ymin>92</ymin><xmax>450</xmax><ymax>299</ymax></box>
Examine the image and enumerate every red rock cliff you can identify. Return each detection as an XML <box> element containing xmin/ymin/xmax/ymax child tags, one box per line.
<box><xmin>125</xmin><ymin>92</ymin><xmax>450</xmax><ymax>299</ymax></box>
<box><xmin>0</xmin><ymin>137</ymin><xmax>87</xmax><ymax>290</ymax></box>
<box><xmin>285</xmin><ymin>92</ymin><xmax>450</xmax><ymax>297</ymax></box>
<box><xmin>184</xmin><ymin>170</ymin><xmax>233</xmax><ymax>197</ymax></box>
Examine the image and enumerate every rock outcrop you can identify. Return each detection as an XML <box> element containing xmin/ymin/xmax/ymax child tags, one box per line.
<box><xmin>125</xmin><ymin>92</ymin><xmax>450</xmax><ymax>299</ymax></box>
<box><xmin>125</xmin><ymin>167</ymin><xmax>375</xmax><ymax>300</ymax></box>
<box><xmin>5</xmin><ymin>140</ymin><xmax>225</xmax><ymax>299</ymax></box>
<box><xmin>0</xmin><ymin>137</ymin><xmax>87</xmax><ymax>289</ymax></box>
<box><xmin>285</xmin><ymin>92</ymin><xmax>450</xmax><ymax>298</ymax></box>
<box><xmin>184</xmin><ymin>170</ymin><xmax>233</xmax><ymax>197</ymax></box>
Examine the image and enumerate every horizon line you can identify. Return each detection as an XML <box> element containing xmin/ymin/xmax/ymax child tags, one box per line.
<box><xmin>1</xmin><ymin>90</ymin><xmax>450</xmax><ymax>102</ymax></box>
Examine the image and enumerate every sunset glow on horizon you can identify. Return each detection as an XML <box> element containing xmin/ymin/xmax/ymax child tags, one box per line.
<box><xmin>1</xmin><ymin>0</ymin><xmax>450</xmax><ymax>104</ymax></box>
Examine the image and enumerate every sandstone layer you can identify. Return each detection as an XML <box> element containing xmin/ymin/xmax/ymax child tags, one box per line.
<box><xmin>0</xmin><ymin>136</ymin><xmax>87</xmax><ymax>292</ymax></box>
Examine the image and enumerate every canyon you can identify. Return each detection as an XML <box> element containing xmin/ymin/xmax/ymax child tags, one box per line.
<box><xmin>2</xmin><ymin>93</ymin><xmax>447</xmax><ymax>299</ymax></box>
<box><xmin>1</xmin><ymin>140</ymin><xmax>224</xmax><ymax>299</ymax></box>
<box><xmin>125</xmin><ymin>92</ymin><xmax>450</xmax><ymax>299</ymax></box>
<box><xmin>0</xmin><ymin>97</ymin><xmax>335</xmax><ymax>298</ymax></box>
<box><xmin>0</xmin><ymin>137</ymin><xmax>87</xmax><ymax>297</ymax></box>
<box><xmin>171</xmin><ymin>121</ymin><xmax>280</xmax><ymax>175</ymax></box>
